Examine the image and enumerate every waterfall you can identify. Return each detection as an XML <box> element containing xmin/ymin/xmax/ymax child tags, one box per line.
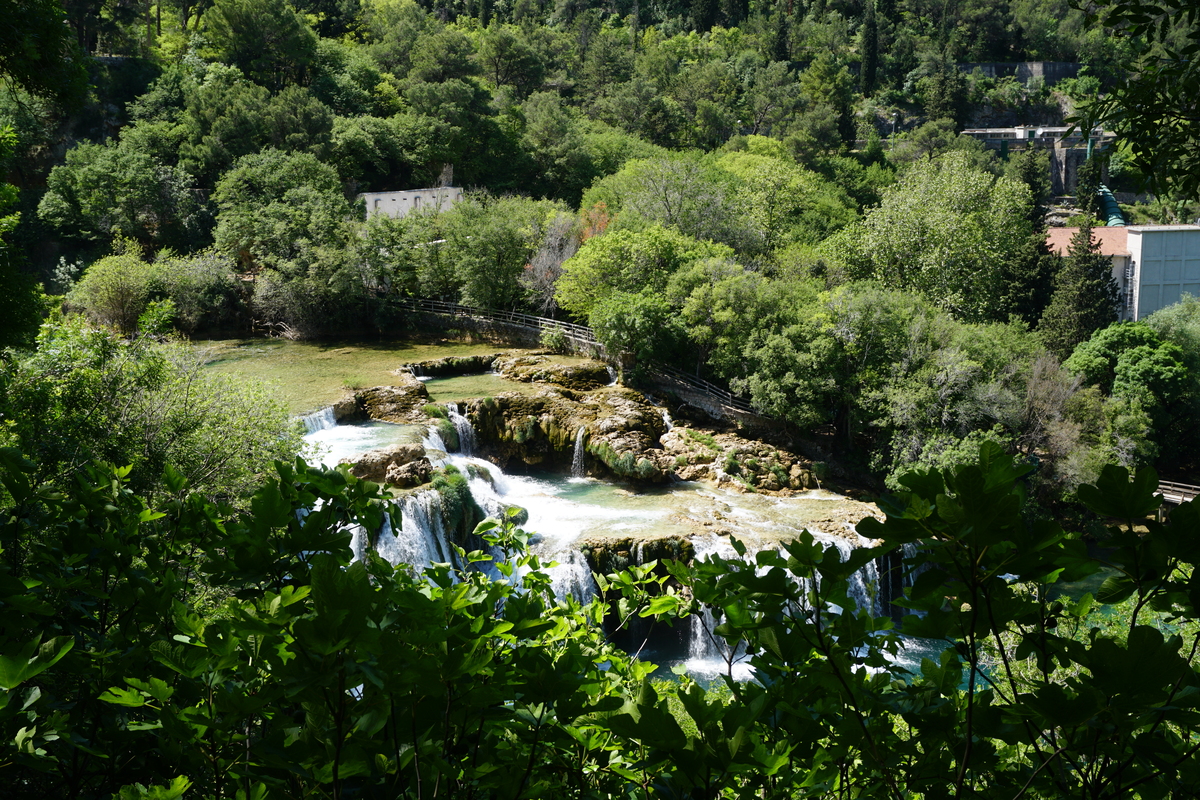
<box><xmin>606</xmin><ymin>365</ymin><xmax>618</xmax><ymax>386</ymax></box>
<box><xmin>821</xmin><ymin>535</ymin><xmax>880</xmax><ymax>618</ymax></box>
<box><xmin>571</xmin><ymin>427</ymin><xmax>587</xmax><ymax>478</ymax></box>
<box><xmin>545</xmin><ymin>548</ymin><xmax>596</xmax><ymax>605</ymax></box>
<box><xmin>661</xmin><ymin>409</ymin><xmax>674</xmax><ymax>433</ymax></box>
<box><xmin>446</xmin><ymin>402</ymin><xmax>476</xmax><ymax>456</ymax></box>
<box><xmin>300</xmin><ymin>406</ymin><xmax>337</xmax><ymax>434</ymax></box>
<box><xmin>876</xmin><ymin>541</ymin><xmax>930</xmax><ymax>622</ymax></box>
<box><xmin>688</xmin><ymin>538</ymin><xmax>746</xmax><ymax>666</ymax></box>
<box><xmin>686</xmin><ymin>534</ymin><xmax>881</xmax><ymax>673</ymax></box>
<box><xmin>392</xmin><ymin>490</ymin><xmax>454</xmax><ymax>568</ymax></box>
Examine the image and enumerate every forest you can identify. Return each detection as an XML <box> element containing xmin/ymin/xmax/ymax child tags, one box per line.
<box><xmin>4</xmin><ymin>0</ymin><xmax>1200</xmax><ymax>796</ymax></box>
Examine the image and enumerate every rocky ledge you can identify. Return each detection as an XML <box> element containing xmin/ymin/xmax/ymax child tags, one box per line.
<box><xmin>355</xmin><ymin>373</ymin><xmax>430</xmax><ymax>423</ymax></box>
<box><xmin>346</xmin><ymin>443</ymin><xmax>433</xmax><ymax>488</ymax></box>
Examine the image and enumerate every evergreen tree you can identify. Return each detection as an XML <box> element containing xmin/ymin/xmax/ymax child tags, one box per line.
<box><xmin>1040</xmin><ymin>216</ymin><xmax>1119</xmax><ymax>358</ymax></box>
<box><xmin>1076</xmin><ymin>154</ymin><xmax>1103</xmax><ymax>217</ymax></box>
<box><xmin>1000</xmin><ymin>148</ymin><xmax>1058</xmax><ymax>325</ymax></box>
<box><xmin>859</xmin><ymin>0</ymin><xmax>878</xmax><ymax>96</ymax></box>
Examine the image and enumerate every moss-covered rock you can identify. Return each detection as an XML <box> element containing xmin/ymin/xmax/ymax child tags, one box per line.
<box><xmin>579</xmin><ymin>535</ymin><xmax>695</xmax><ymax>574</ymax></box>
<box><xmin>654</xmin><ymin>427</ymin><xmax>820</xmax><ymax>493</ymax></box>
<box><xmin>431</xmin><ymin>465</ymin><xmax>485</xmax><ymax>547</ymax></box>
<box><xmin>404</xmin><ymin>354</ymin><xmax>502</xmax><ymax>376</ymax></box>
<box><xmin>492</xmin><ymin>354</ymin><xmax>612</xmax><ymax>390</ymax></box>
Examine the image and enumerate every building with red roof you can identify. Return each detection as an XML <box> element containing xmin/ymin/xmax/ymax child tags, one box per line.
<box><xmin>1045</xmin><ymin>225</ymin><xmax>1200</xmax><ymax>320</ymax></box>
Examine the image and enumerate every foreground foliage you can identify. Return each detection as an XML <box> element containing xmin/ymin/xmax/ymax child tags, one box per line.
<box><xmin>3</xmin><ymin>444</ymin><xmax>1200</xmax><ymax>797</ymax></box>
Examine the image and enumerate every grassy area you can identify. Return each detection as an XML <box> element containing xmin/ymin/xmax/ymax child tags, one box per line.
<box><xmin>195</xmin><ymin>338</ymin><xmax>509</xmax><ymax>414</ymax></box>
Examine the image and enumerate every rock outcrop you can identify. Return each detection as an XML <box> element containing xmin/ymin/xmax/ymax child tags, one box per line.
<box><xmin>403</xmin><ymin>354</ymin><xmax>500</xmax><ymax>376</ymax></box>
<box><xmin>347</xmin><ymin>443</ymin><xmax>432</xmax><ymax>488</ymax></box>
<box><xmin>355</xmin><ymin>373</ymin><xmax>430</xmax><ymax>422</ymax></box>
<box><xmin>354</xmin><ymin>364</ymin><xmax>822</xmax><ymax>493</ymax></box>
<box><xmin>491</xmin><ymin>354</ymin><xmax>612</xmax><ymax>391</ymax></box>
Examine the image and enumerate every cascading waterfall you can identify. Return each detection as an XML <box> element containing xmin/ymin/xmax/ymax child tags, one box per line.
<box><xmin>300</xmin><ymin>406</ymin><xmax>337</xmax><ymax>434</ymax></box>
<box><xmin>606</xmin><ymin>365</ymin><xmax>618</xmax><ymax>386</ymax></box>
<box><xmin>686</xmin><ymin>533</ymin><xmax>882</xmax><ymax>674</ymax></box>
<box><xmin>307</xmin><ymin>418</ymin><xmax>888</xmax><ymax>677</ymax></box>
<box><xmin>661</xmin><ymin>410</ymin><xmax>674</xmax><ymax>434</ymax></box>
<box><xmin>876</xmin><ymin>541</ymin><xmax>929</xmax><ymax>622</ymax></box>
<box><xmin>345</xmin><ymin>490</ymin><xmax>457</xmax><ymax>575</ymax></box>
<box><xmin>446</xmin><ymin>402</ymin><xmax>476</xmax><ymax>456</ymax></box>
<box><xmin>545</xmin><ymin>548</ymin><xmax>596</xmax><ymax>604</ymax></box>
<box><xmin>571</xmin><ymin>427</ymin><xmax>587</xmax><ymax>478</ymax></box>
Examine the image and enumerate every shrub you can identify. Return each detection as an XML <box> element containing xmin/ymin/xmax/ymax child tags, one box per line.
<box><xmin>541</xmin><ymin>326</ymin><xmax>569</xmax><ymax>353</ymax></box>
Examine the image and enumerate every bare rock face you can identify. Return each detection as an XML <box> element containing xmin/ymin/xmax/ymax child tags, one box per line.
<box><xmin>332</xmin><ymin>395</ymin><xmax>362</xmax><ymax>422</ymax></box>
<box><xmin>356</xmin><ymin>374</ymin><xmax>429</xmax><ymax>422</ymax></box>
<box><xmin>348</xmin><ymin>443</ymin><xmax>429</xmax><ymax>487</ymax></box>
<box><xmin>385</xmin><ymin>458</ymin><xmax>433</xmax><ymax>488</ymax></box>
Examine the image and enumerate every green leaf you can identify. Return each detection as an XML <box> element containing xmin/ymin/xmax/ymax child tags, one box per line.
<box><xmin>100</xmin><ymin>686</ymin><xmax>149</xmax><ymax>707</ymax></box>
<box><xmin>1077</xmin><ymin>464</ymin><xmax>1162</xmax><ymax>520</ymax></box>
<box><xmin>0</xmin><ymin>636</ymin><xmax>74</xmax><ymax>690</ymax></box>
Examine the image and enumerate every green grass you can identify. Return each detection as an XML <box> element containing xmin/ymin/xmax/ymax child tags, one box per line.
<box><xmin>195</xmin><ymin>338</ymin><xmax>510</xmax><ymax>414</ymax></box>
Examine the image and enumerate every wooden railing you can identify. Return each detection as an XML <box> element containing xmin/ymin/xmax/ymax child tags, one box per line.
<box><xmin>400</xmin><ymin>298</ymin><xmax>601</xmax><ymax>347</ymax></box>
<box><xmin>400</xmin><ymin>298</ymin><xmax>766</xmax><ymax>418</ymax></box>
<box><xmin>1158</xmin><ymin>480</ymin><xmax>1200</xmax><ymax>505</ymax></box>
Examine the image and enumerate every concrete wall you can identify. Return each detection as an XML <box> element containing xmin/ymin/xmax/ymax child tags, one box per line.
<box><xmin>362</xmin><ymin>187</ymin><xmax>464</xmax><ymax>219</ymax></box>
<box><xmin>1130</xmin><ymin>226</ymin><xmax>1200</xmax><ymax>319</ymax></box>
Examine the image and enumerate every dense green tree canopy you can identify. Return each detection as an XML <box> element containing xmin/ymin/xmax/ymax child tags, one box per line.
<box><xmin>825</xmin><ymin>151</ymin><xmax>1034</xmax><ymax>322</ymax></box>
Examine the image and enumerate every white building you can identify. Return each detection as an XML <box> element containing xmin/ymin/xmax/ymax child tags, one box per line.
<box><xmin>360</xmin><ymin>187</ymin><xmax>464</xmax><ymax>219</ymax></box>
<box><xmin>1046</xmin><ymin>224</ymin><xmax>1200</xmax><ymax>320</ymax></box>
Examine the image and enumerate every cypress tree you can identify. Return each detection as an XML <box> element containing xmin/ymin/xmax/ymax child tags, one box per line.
<box><xmin>999</xmin><ymin>148</ymin><xmax>1057</xmax><ymax>325</ymax></box>
<box><xmin>1039</xmin><ymin>216</ymin><xmax>1120</xmax><ymax>359</ymax></box>
<box><xmin>860</xmin><ymin>0</ymin><xmax>878</xmax><ymax>96</ymax></box>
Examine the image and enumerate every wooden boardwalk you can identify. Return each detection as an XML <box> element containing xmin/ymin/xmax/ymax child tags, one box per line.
<box><xmin>1158</xmin><ymin>480</ymin><xmax>1200</xmax><ymax>505</ymax></box>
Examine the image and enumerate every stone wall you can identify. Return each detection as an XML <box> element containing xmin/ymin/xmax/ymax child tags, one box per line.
<box><xmin>957</xmin><ymin>62</ymin><xmax>1081</xmax><ymax>86</ymax></box>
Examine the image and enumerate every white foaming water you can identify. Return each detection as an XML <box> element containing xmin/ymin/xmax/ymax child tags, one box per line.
<box><xmin>571</xmin><ymin>427</ymin><xmax>587</xmax><ymax>478</ymax></box>
<box><xmin>661</xmin><ymin>410</ymin><xmax>674</xmax><ymax>433</ymax></box>
<box><xmin>305</xmin><ymin>418</ymin><xmax>885</xmax><ymax>679</ymax></box>
<box><xmin>446</xmin><ymin>402</ymin><xmax>476</xmax><ymax>456</ymax></box>
<box><xmin>305</xmin><ymin>420</ymin><xmax>421</xmax><ymax>468</ymax></box>
<box><xmin>299</xmin><ymin>406</ymin><xmax>337</xmax><ymax>434</ymax></box>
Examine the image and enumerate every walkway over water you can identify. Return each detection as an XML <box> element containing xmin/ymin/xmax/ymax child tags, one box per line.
<box><xmin>400</xmin><ymin>298</ymin><xmax>766</xmax><ymax>423</ymax></box>
<box><xmin>1159</xmin><ymin>480</ymin><xmax>1200</xmax><ymax>506</ymax></box>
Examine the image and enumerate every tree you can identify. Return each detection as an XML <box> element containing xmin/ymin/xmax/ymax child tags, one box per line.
<box><xmin>825</xmin><ymin>151</ymin><xmax>1034</xmax><ymax>322</ymax></box>
<box><xmin>203</xmin><ymin>0</ymin><xmax>319</xmax><ymax>89</ymax></box>
<box><xmin>1075</xmin><ymin>0</ymin><xmax>1200</xmax><ymax>198</ymax></box>
<box><xmin>0</xmin><ymin>126</ymin><xmax>44</xmax><ymax>350</ymax></box>
<box><xmin>737</xmin><ymin>284</ymin><xmax>940</xmax><ymax>452</ymax></box>
<box><xmin>1000</xmin><ymin>148</ymin><xmax>1058</xmax><ymax>324</ymax></box>
<box><xmin>580</xmin><ymin>156</ymin><xmax>752</xmax><ymax>253</ymax></box>
<box><xmin>477</xmin><ymin>23</ymin><xmax>545</xmax><ymax>97</ymax></box>
<box><xmin>1</xmin><ymin>319</ymin><xmax>302</xmax><ymax>498</ymax></box>
<box><xmin>67</xmin><ymin>250</ymin><xmax>156</xmax><ymax>334</ymax></box>
<box><xmin>1040</xmin><ymin>216</ymin><xmax>1120</xmax><ymax>358</ymax></box>
<box><xmin>520</xmin><ymin>92</ymin><xmax>597</xmax><ymax>205</ymax></box>
<box><xmin>38</xmin><ymin>142</ymin><xmax>207</xmax><ymax>251</ymax></box>
<box><xmin>0</xmin><ymin>0</ymin><xmax>87</xmax><ymax>106</ymax></box>
<box><xmin>588</xmin><ymin>289</ymin><xmax>684</xmax><ymax>379</ymax></box>
<box><xmin>441</xmin><ymin>195</ymin><xmax>565</xmax><ymax>310</ymax></box>
<box><xmin>555</xmin><ymin>225</ymin><xmax>733</xmax><ymax>319</ymax></box>
<box><xmin>212</xmin><ymin>148</ymin><xmax>351</xmax><ymax>270</ymax></box>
